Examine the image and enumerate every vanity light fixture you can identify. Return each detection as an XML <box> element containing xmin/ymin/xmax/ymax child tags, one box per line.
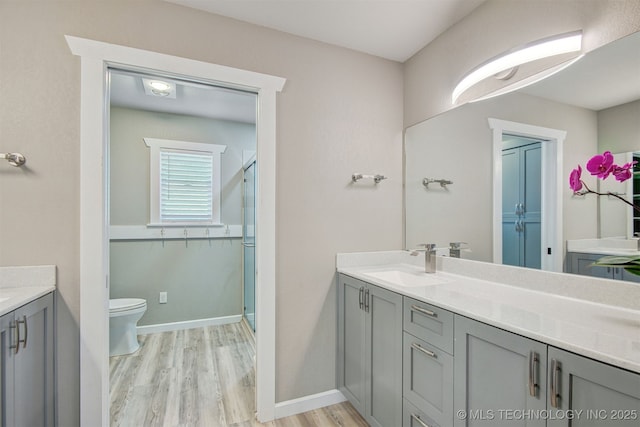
<box><xmin>452</xmin><ymin>30</ymin><xmax>583</xmax><ymax>104</ymax></box>
<box><xmin>142</xmin><ymin>78</ymin><xmax>177</xmax><ymax>98</ymax></box>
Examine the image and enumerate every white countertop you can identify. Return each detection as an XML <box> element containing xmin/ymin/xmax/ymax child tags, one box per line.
<box><xmin>0</xmin><ymin>266</ymin><xmax>56</xmax><ymax>316</ymax></box>
<box><xmin>567</xmin><ymin>238</ymin><xmax>640</xmax><ymax>256</ymax></box>
<box><xmin>337</xmin><ymin>252</ymin><xmax>640</xmax><ymax>374</ymax></box>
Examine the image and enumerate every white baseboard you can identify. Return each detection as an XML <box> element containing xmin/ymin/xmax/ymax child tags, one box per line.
<box><xmin>274</xmin><ymin>389</ymin><xmax>346</xmax><ymax>419</ymax></box>
<box><xmin>137</xmin><ymin>314</ymin><xmax>242</xmax><ymax>335</ymax></box>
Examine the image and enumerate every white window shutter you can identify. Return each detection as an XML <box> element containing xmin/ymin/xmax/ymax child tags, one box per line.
<box><xmin>144</xmin><ymin>138</ymin><xmax>226</xmax><ymax>226</ymax></box>
<box><xmin>160</xmin><ymin>150</ymin><xmax>214</xmax><ymax>222</ymax></box>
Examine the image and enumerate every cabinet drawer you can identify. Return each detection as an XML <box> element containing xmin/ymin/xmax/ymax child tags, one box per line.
<box><xmin>403</xmin><ymin>297</ymin><xmax>453</xmax><ymax>354</ymax></box>
<box><xmin>403</xmin><ymin>332</ymin><xmax>453</xmax><ymax>426</ymax></box>
<box><xmin>403</xmin><ymin>398</ymin><xmax>440</xmax><ymax>427</ymax></box>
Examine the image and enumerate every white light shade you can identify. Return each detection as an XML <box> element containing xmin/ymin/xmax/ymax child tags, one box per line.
<box><xmin>452</xmin><ymin>31</ymin><xmax>582</xmax><ymax>104</ymax></box>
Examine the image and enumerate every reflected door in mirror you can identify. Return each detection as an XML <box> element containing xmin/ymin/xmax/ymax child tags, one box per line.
<box><xmin>502</xmin><ymin>137</ymin><xmax>542</xmax><ymax>268</ymax></box>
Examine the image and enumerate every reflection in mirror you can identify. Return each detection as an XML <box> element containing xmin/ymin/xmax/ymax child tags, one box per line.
<box><xmin>405</xmin><ymin>30</ymin><xmax>640</xmax><ymax>279</ymax></box>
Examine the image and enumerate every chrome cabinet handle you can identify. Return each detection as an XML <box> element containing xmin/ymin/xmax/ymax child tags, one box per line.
<box><xmin>364</xmin><ymin>289</ymin><xmax>370</xmax><ymax>313</ymax></box>
<box><xmin>411</xmin><ymin>413</ymin><xmax>432</xmax><ymax>427</ymax></box>
<box><xmin>10</xmin><ymin>321</ymin><xmax>20</xmax><ymax>354</ymax></box>
<box><xmin>19</xmin><ymin>315</ymin><xmax>27</xmax><ymax>349</ymax></box>
<box><xmin>411</xmin><ymin>342</ymin><xmax>437</xmax><ymax>359</ymax></box>
<box><xmin>515</xmin><ymin>203</ymin><xmax>520</xmax><ymax>215</ymax></box>
<box><xmin>550</xmin><ymin>359</ymin><xmax>561</xmax><ymax>408</ymax></box>
<box><xmin>520</xmin><ymin>203</ymin><xmax>525</xmax><ymax>214</ymax></box>
<box><xmin>410</xmin><ymin>304</ymin><xmax>437</xmax><ymax>318</ymax></box>
<box><xmin>241</xmin><ymin>242</ymin><xmax>255</xmax><ymax>247</ymax></box>
<box><xmin>529</xmin><ymin>351</ymin><xmax>539</xmax><ymax>397</ymax></box>
<box><xmin>358</xmin><ymin>286</ymin><xmax>364</xmax><ymax>310</ymax></box>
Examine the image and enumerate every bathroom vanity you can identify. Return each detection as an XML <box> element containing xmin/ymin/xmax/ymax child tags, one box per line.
<box><xmin>336</xmin><ymin>252</ymin><xmax>640</xmax><ymax>427</ymax></box>
<box><xmin>565</xmin><ymin>238</ymin><xmax>640</xmax><ymax>283</ymax></box>
<box><xmin>0</xmin><ymin>266</ymin><xmax>56</xmax><ymax>427</ymax></box>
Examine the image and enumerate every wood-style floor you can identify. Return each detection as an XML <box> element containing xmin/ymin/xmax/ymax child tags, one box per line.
<box><xmin>109</xmin><ymin>322</ymin><xmax>368</xmax><ymax>426</ymax></box>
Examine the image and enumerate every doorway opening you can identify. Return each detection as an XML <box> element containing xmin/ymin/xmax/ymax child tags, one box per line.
<box><xmin>67</xmin><ymin>35</ymin><xmax>285</xmax><ymax>425</ymax></box>
<box><xmin>489</xmin><ymin>118</ymin><xmax>566</xmax><ymax>272</ymax></box>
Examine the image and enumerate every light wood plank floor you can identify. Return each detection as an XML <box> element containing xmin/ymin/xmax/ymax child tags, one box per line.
<box><xmin>110</xmin><ymin>322</ymin><xmax>368</xmax><ymax>426</ymax></box>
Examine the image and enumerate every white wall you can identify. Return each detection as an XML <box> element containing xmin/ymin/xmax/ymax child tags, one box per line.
<box><xmin>0</xmin><ymin>2</ymin><xmax>403</xmax><ymax>424</ymax></box>
<box><xmin>405</xmin><ymin>92</ymin><xmax>598</xmax><ymax>261</ymax></box>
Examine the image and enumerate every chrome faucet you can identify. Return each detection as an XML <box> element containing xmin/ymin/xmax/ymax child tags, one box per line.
<box><xmin>449</xmin><ymin>242</ymin><xmax>468</xmax><ymax>258</ymax></box>
<box><xmin>409</xmin><ymin>243</ymin><xmax>437</xmax><ymax>273</ymax></box>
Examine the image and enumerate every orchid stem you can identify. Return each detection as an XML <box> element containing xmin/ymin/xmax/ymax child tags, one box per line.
<box><xmin>576</xmin><ymin>180</ymin><xmax>640</xmax><ymax>215</ymax></box>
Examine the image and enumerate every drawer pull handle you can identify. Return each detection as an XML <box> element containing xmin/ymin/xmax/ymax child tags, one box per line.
<box><xmin>411</xmin><ymin>304</ymin><xmax>437</xmax><ymax>318</ymax></box>
<box><xmin>364</xmin><ymin>289</ymin><xmax>370</xmax><ymax>313</ymax></box>
<box><xmin>358</xmin><ymin>286</ymin><xmax>364</xmax><ymax>310</ymax></box>
<box><xmin>18</xmin><ymin>315</ymin><xmax>27</xmax><ymax>349</ymax></box>
<box><xmin>411</xmin><ymin>342</ymin><xmax>437</xmax><ymax>359</ymax></box>
<box><xmin>10</xmin><ymin>321</ymin><xmax>20</xmax><ymax>354</ymax></box>
<box><xmin>528</xmin><ymin>351</ymin><xmax>539</xmax><ymax>397</ymax></box>
<box><xmin>550</xmin><ymin>358</ymin><xmax>561</xmax><ymax>408</ymax></box>
<box><xmin>411</xmin><ymin>413</ymin><xmax>432</xmax><ymax>427</ymax></box>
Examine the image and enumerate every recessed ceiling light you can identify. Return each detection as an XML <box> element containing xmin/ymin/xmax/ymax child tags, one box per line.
<box><xmin>452</xmin><ymin>31</ymin><xmax>583</xmax><ymax>104</ymax></box>
<box><xmin>142</xmin><ymin>78</ymin><xmax>177</xmax><ymax>99</ymax></box>
<box><xmin>149</xmin><ymin>81</ymin><xmax>171</xmax><ymax>91</ymax></box>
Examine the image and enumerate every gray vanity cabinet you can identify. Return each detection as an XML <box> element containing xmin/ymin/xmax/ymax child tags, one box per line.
<box><xmin>454</xmin><ymin>315</ymin><xmax>548</xmax><ymax>427</ymax></box>
<box><xmin>0</xmin><ymin>293</ymin><xmax>54</xmax><ymax>427</ymax></box>
<box><xmin>547</xmin><ymin>347</ymin><xmax>640</xmax><ymax>427</ymax></box>
<box><xmin>337</xmin><ymin>274</ymin><xmax>403</xmax><ymax>427</ymax></box>
<box><xmin>565</xmin><ymin>252</ymin><xmax>640</xmax><ymax>283</ymax></box>
<box><xmin>403</xmin><ymin>297</ymin><xmax>454</xmax><ymax>427</ymax></box>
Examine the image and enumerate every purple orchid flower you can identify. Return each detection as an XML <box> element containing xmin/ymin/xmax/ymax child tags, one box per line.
<box><xmin>586</xmin><ymin>151</ymin><xmax>614</xmax><ymax>179</ymax></box>
<box><xmin>569</xmin><ymin>165</ymin><xmax>583</xmax><ymax>192</ymax></box>
<box><xmin>612</xmin><ymin>161</ymin><xmax>637</xmax><ymax>182</ymax></box>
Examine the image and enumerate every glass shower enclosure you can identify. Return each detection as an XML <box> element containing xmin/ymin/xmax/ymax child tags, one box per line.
<box><xmin>242</xmin><ymin>159</ymin><xmax>256</xmax><ymax>331</ymax></box>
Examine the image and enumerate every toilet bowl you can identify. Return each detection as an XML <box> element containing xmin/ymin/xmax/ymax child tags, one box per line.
<box><xmin>109</xmin><ymin>298</ymin><xmax>147</xmax><ymax>356</ymax></box>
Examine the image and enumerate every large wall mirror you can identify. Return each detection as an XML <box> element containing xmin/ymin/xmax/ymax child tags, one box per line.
<box><xmin>405</xmin><ymin>30</ymin><xmax>640</xmax><ymax>274</ymax></box>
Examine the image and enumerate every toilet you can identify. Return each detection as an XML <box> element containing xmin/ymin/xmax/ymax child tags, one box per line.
<box><xmin>109</xmin><ymin>298</ymin><xmax>147</xmax><ymax>357</ymax></box>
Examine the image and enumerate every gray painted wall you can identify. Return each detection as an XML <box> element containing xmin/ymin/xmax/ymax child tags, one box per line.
<box><xmin>598</xmin><ymin>99</ymin><xmax>640</xmax><ymax>154</ymax></box>
<box><xmin>405</xmin><ymin>92</ymin><xmax>599</xmax><ymax>261</ymax></box>
<box><xmin>0</xmin><ymin>2</ymin><xmax>402</xmax><ymax>422</ymax></box>
<box><xmin>109</xmin><ymin>107</ymin><xmax>254</xmax><ymax>325</ymax></box>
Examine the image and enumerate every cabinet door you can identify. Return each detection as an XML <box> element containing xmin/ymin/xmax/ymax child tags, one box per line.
<box><xmin>337</xmin><ymin>275</ymin><xmax>367</xmax><ymax>415</ymax></box>
<box><xmin>1</xmin><ymin>312</ymin><xmax>16</xmax><ymax>426</ymax></box>
<box><xmin>454</xmin><ymin>316</ymin><xmax>547</xmax><ymax>427</ymax></box>
<box><xmin>570</xmin><ymin>252</ymin><xmax>615</xmax><ymax>279</ymax></box>
<box><xmin>365</xmin><ymin>284</ymin><xmax>403</xmax><ymax>427</ymax></box>
<box><xmin>13</xmin><ymin>294</ymin><xmax>54</xmax><ymax>427</ymax></box>
<box><xmin>547</xmin><ymin>347</ymin><xmax>640</xmax><ymax>427</ymax></box>
<box><xmin>403</xmin><ymin>332</ymin><xmax>453</xmax><ymax>426</ymax></box>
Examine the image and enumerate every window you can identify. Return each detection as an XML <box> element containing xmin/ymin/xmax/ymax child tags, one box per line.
<box><xmin>144</xmin><ymin>138</ymin><xmax>226</xmax><ymax>225</ymax></box>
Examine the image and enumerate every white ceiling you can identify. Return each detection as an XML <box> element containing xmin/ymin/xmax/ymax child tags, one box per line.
<box><xmin>167</xmin><ymin>0</ymin><xmax>486</xmax><ymax>62</ymax></box>
<box><xmin>111</xmin><ymin>2</ymin><xmax>639</xmax><ymax>121</ymax></box>
<box><xmin>110</xmin><ymin>70</ymin><xmax>258</xmax><ymax>123</ymax></box>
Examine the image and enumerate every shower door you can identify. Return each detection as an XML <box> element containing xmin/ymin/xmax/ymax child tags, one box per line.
<box><xmin>243</xmin><ymin>160</ymin><xmax>256</xmax><ymax>331</ymax></box>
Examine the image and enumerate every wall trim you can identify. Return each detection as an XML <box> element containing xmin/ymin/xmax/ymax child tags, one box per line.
<box><xmin>109</xmin><ymin>225</ymin><xmax>242</xmax><ymax>240</ymax></box>
<box><xmin>137</xmin><ymin>315</ymin><xmax>242</xmax><ymax>335</ymax></box>
<box><xmin>274</xmin><ymin>389</ymin><xmax>347</xmax><ymax>420</ymax></box>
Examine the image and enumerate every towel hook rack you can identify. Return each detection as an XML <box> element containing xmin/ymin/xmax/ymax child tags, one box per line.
<box><xmin>352</xmin><ymin>173</ymin><xmax>387</xmax><ymax>184</ymax></box>
<box><xmin>1</xmin><ymin>152</ymin><xmax>26</xmax><ymax>167</ymax></box>
<box><xmin>423</xmin><ymin>178</ymin><xmax>453</xmax><ymax>188</ymax></box>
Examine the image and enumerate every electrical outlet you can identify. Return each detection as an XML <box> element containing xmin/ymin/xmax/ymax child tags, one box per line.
<box><xmin>159</xmin><ymin>292</ymin><xmax>167</xmax><ymax>304</ymax></box>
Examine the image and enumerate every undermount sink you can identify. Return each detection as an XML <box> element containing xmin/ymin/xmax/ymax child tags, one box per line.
<box><xmin>364</xmin><ymin>269</ymin><xmax>450</xmax><ymax>287</ymax></box>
